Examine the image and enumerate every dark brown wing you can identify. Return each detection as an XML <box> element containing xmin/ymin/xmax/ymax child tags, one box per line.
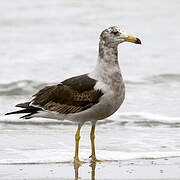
<box><xmin>31</xmin><ymin>74</ymin><xmax>103</xmax><ymax>114</ymax></box>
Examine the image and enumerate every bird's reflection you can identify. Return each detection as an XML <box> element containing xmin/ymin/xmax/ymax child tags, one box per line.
<box><xmin>74</xmin><ymin>162</ymin><xmax>96</xmax><ymax>180</ymax></box>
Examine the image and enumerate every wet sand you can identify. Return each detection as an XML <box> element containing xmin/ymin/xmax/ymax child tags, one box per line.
<box><xmin>1</xmin><ymin>157</ymin><xmax>180</xmax><ymax>180</ymax></box>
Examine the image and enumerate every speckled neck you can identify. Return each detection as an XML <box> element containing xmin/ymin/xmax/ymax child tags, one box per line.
<box><xmin>88</xmin><ymin>39</ymin><xmax>124</xmax><ymax>93</ymax></box>
<box><xmin>99</xmin><ymin>39</ymin><xmax>118</xmax><ymax>63</ymax></box>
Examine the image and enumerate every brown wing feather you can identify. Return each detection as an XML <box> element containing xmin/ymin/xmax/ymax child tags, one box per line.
<box><xmin>32</xmin><ymin>83</ymin><xmax>103</xmax><ymax>114</ymax></box>
<box><xmin>32</xmin><ymin>84</ymin><xmax>72</xmax><ymax>106</ymax></box>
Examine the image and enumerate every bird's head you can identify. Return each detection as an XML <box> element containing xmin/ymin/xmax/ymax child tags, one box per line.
<box><xmin>100</xmin><ymin>26</ymin><xmax>141</xmax><ymax>47</ymax></box>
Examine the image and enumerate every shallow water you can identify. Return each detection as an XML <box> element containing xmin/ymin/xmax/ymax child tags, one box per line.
<box><xmin>0</xmin><ymin>0</ymin><xmax>180</xmax><ymax>168</ymax></box>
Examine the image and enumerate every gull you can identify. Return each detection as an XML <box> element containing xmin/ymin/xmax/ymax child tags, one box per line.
<box><xmin>6</xmin><ymin>26</ymin><xmax>141</xmax><ymax>165</ymax></box>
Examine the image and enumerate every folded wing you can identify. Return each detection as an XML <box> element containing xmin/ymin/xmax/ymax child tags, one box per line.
<box><xmin>5</xmin><ymin>74</ymin><xmax>103</xmax><ymax>118</ymax></box>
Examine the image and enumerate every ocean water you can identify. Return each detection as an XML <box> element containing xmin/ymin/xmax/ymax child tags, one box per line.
<box><xmin>0</xmin><ymin>0</ymin><xmax>180</xmax><ymax>166</ymax></box>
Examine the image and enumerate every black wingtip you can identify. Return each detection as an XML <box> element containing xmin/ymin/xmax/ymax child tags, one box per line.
<box><xmin>5</xmin><ymin>112</ymin><xmax>11</xmax><ymax>115</ymax></box>
<box><xmin>15</xmin><ymin>102</ymin><xmax>30</xmax><ymax>108</ymax></box>
<box><xmin>5</xmin><ymin>110</ymin><xmax>24</xmax><ymax>116</ymax></box>
<box><xmin>5</xmin><ymin>108</ymin><xmax>37</xmax><ymax>116</ymax></box>
<box><xmin>20</xmin><ymin>113</ymin><xmax>33</xmax><ymax>119</ymax></box>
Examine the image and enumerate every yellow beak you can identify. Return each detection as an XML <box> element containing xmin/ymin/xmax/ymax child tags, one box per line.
<box><xmin>124</xmin><ymin>35</ymin><xmax>141</xmax><ymax>44</ymax></box>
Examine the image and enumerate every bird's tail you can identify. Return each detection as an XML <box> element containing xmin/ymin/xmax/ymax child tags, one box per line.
<box><xmin>5</xmin><ymin>102</ymin><xmax>42</xmax><ymax>119</ymax></box>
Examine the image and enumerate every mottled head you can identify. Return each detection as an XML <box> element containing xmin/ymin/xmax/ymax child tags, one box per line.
<box><xmin>100</xmin><ymin>26</ymin><xmax>141</xmax><ymax>47</ymax></box>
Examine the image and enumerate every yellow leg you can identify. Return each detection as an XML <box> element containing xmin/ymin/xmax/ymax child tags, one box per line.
<box><xmin>90</xmin><ymin>161</ymin><xmax>96</xmax><ymax>180</ymax></box>
<box><xmin>90</xmin><ymin>124</ymin><xmax>102</xmax><ymax>162</ymax></box>
<box><xmin>74</xmin><ymin>163</ymin><xmax>80</xmax><ymax>180</ymax></box>
<box><xmin>74</xmin><ymin>160</ymin><xmax>96</xmax><ymax>180</ymax></box>
<box><xmin>74</xmin><ymin>126</ymin><xmax>85</xmax><ymax>165</ymax></box>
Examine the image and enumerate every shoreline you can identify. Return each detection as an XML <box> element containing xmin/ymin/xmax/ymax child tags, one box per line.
<box><xmin>1</xmin><ymin>157</ymin><xmax>180</xmax><ymax>180</ymax></box>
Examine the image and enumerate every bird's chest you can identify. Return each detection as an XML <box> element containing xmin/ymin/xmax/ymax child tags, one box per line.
<box><xmin>94</xmin><ymin>80</ymin><xmax>125</xmax><ymax>118</ymax></box>
<box><xmin>106</xmin><ymin>85</ymin><xmax>125</xmax><ymax>113</ymax></box>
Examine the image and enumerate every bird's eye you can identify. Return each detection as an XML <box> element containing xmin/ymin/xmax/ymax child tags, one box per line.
<box><xmin>113</xmin><ymin>31</ymin><xmax>118</xmax><ymax>35</ymax></box>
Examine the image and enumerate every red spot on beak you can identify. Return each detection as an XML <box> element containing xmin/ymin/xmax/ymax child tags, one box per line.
<box><xmin>136</xmin><ymin>38</ymin><xmax>142</xmax><ymax>44</ymax></box>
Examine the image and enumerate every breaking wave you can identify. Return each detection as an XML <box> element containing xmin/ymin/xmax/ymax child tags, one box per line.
<box><xmin>0</xmin><ymin>74</ymin><xmax>179</xmax><ymax>96</ymax></box>
<box><xmin>113</xmin><ymin>112</ymin><xmax>180</xmax><ymax>127</ymax></box>
<box><xmin>1</xmin><ymin>112</ymin><xmax>180</xmax><ymax>127</ymax></box>
<box><xmin>0</xmin><ymin>80</ymin><xmax>47</xmax><ymax>96</ymax></box>
<box><xmin>126</xmin><ymin>73</ymin><xmax>180</xmax><ymax>85</ymax></box>
<box><xmin>0</xmin><ymin>149</ymin><xmax>180</xmax><ymax>165</ymax></box>
<box><xmin>147</xmin><ymin>73</ymin><xmax>180</xmax><ymax>84</ymax></box>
